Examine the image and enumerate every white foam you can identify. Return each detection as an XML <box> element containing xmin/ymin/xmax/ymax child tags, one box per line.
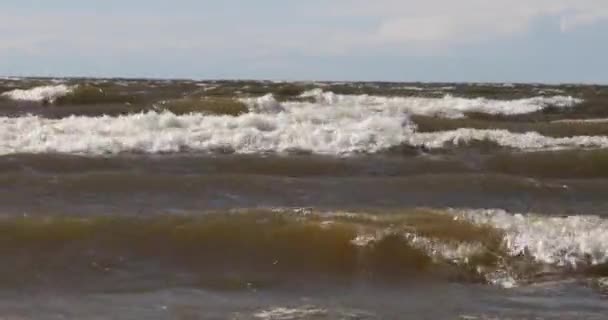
<box><xmin>553</xmin><ymin>118</ymin><xmax>608</xmax><ymax>124</ymax></box>
<box><xmin>1</xmin><ymin>85</ymin><xmax>73</xmax><ymax>103</ymax></box>
<box><xmin>405</xmin><ymin>232</ymin><xmax>486</xmax><ymax>265</ymax></box>
<box><xmin>299</xmin><ymin>89</ymin><xmax>582</xmax><ymax>119</ymax></box>
<box><xmin>438</xmin><ymin>86</ymin><xmax>456</xmax><ymax>91</ymax></box>
<box><xmin>399</xmin><ymin>86</ymin><xmax>424</xmax><ymax>91</ymax></box>
<box><xmin>458</xmin><ymin>209</ymin><xmax>608</xmax><ymax>268</ymax></box>
<box><xmin>409</xmin><ymin>128</ymin><xmax>608</xmax><ymax>150</ymax></box>
<box><xmin>254</xmin><ymin>306</ymin><xmax>327</xmax><ymax>320</ymax></box>
<box><xmin>0</xmin><ymin>91</ymin><xmax>599</xmax><ymax>156</ymax></box>
<box><xmin>0</xmin><ymin>108</ymin><xmax>414</xmax><ymax>155</ymax></box>
<box><xmin>1</xmin><ymin>105</ymin><xmax>607</xmax><ymax>155</ymax></box>
<box><xmin>536</xmin><ymin>88</ymin><xmax>566</xmax><ymax>94</ymax></box>
<box><xmin>241</xmin><ymin>94</ymin><xmax>285</xmax><ymax>113</ymax></box>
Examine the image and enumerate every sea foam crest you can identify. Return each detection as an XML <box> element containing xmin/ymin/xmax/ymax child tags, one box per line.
<box><xmin>409</xmin><ymin>129</ymin><xmax>608</xmax><ymax>150</ymax></box>
<box><xmin>0</xmin><ymin>97</ymin><xmax>607</xmax><ymax>155</ymax></box>
<box><xmin>298</xmin><ymin>89</ymin><xmax>582</xmax><ymax>118</ymax></box>
<box><xmin>254</xmin><ymin>306</ymin><xmax>328</xmax><ymax>320</ymax></box>
<box><xmin>0</xmin><ymin>107</ymin><xmax>414</xmax><ymax>155</ymax></box>
<box><xmin>459</xmin><ymin>209</ymin><xmax>608</xmax><ymax>267</ymax></box>
<box><xmin>0</xmin><ymin>84</ymin><xmax>73</xmax><ymax>103</ymax></box>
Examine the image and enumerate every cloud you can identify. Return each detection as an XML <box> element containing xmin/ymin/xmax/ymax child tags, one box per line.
<box><xmin>324</xmin><ymin>0</ymin><xmax>608</xmax><ymax>47</ymax></box>
<box><xmin>560</xmin><ymin>9</ymin><xmax>608</xmax><ymax>31</ymax></box>
<box><xmin>0</xmin><ymin>0</ymin><xmax>607</xmax><ymax>60</ymax></box>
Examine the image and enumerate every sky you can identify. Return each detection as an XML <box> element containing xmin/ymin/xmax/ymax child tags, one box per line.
<box><xmin>1</xmin><ymin>0</ymin><xmax>608</xmax><ymax>83</ymax></box>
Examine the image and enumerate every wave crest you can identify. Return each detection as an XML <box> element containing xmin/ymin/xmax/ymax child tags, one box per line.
<box><xmin>1</xmin><ymin>110</ymin><xmax>607</xmax><ymax>155</ymax></box>
<box><xmin>1</xmin><ymin>85</ymin><xmax>73</xmax><ymax>103</ymax></box>
<box><xmin>1</xmin><ymin>208</ymin><xmax>606</xmax><ymax>289</ymax></box>
<box><xmin>298</xmin><ymin>89</ymin><xmax>582</xmax><ymax>118</ymax></box>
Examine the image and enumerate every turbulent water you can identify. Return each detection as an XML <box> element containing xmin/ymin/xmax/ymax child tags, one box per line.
<box><xmin>1</xmin><ymin>78</ymin><xmax>608</xmax><ymax>319</ymax></box>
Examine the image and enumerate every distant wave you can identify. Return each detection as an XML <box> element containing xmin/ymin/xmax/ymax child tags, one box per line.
<box><xmin>295</xmin><ymin>89</ymin><xmax>582</xmax><ymax>118</ymax></box>
<box><xmin>1</xmin><ymin>111</ymin><xmax>607</xmax><ymax>156</ymax></box>
<box><xmin>409</xmin><ymin>128</ymin><xmax>608</xmax><ymax>150</ymax></box>
<box><xmin>1</xmin><ymin>84</ymin><xmax>73</xmax><ymax>103</ymax></box>
<box><xmin>0</xmin><ymin>86</ymin><xmax>597</xmax><ymax>155</ymax></box>
<box><xmin>0</xmin><ymin>85</ymin><xmax>582</xmax><ymax>119</ymax></box>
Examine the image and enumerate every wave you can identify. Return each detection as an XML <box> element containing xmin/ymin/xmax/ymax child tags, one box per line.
<box><xmin>0</xmin><ymin>84</ymin><xmax>73</xmax><ymax>103</ymax></box>
<box><xmin>410</xmin><ymin>128</ymin><xmax>608</xmax><ymax>150</ymax></box>
<box><xmin>458</xmin><ymin>209</ymin><xmax>608</xmax><ymax>267</ymax></box>
<box><xmin>0</xmin><ymin>89</ymin><xmax>600</xmax><ymax>155</ymax></box>
<box><xmin>0</xmin><ymin>85</ymin><xmax>586</xmax><ymax>118</ymax></box>
<box><xmin>254</xmin><ymin>306</ymin><xmax>331</xmax><ymax>320</ymax></box>
<box><xmin>412</xmin><ymin>115</ymin><xmax>608</xmax><ymax>138</ymax></box>
<box><xmin>0</xmin><ymin>208</ymin><xmax>606</xmax><ymax>289</ymax></box>
<box><xmin>1</xmin><ymin>109</ymin><xmax>607</xmax><ymax>155</ymax></box>
<box><xmin>0</xmin><ymin>109</ymin><xmax>414</xmax><ymax>155</ymax></box>
<box><xmin>296</xmin><ymin>89</ymin><xmax>582</xmax><ymax>118</ymax></box>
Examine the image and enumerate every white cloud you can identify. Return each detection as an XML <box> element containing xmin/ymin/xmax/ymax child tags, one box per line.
<box><xmin>560</xmin><ymin>9</ymin><xmax>608</xmax><ymax>31</ymax></box>
<box><xmin>0</xmin><ymin>0</ymin><xmax>607</xmax><ymax>59</ymax></box>
<box><xmin>325</xmin><ymin>0</ymin><xmax>608</xmax><ymax>47</ymax></box>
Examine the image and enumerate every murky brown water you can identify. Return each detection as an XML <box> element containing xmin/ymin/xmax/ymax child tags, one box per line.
<box><xmin>1</xmin><ymin>79</ymin><xmax>607</xmax><ymax>319</ymax></box>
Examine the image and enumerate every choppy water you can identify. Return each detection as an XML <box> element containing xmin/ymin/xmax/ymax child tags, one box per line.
<box><xmin>1</xmin><ymin>78</ymin><xmax>607</xmax><ymax>319</ymax></box>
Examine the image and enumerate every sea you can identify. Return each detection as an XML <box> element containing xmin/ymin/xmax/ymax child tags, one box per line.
<box><xmin>0</xmin><ymin>78</ymin><xmax>607</xmax><ymax>319</ymax></box>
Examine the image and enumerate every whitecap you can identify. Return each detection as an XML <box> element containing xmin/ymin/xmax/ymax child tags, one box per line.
<box><xmin>1</xmin><ymin>109</ymin><xmax>608</xmax><ymax>156</ymax></box>
<box><xmin>457</xmin><ymin>209</ymin><xmax>608</xmax><ymax>268</ymax></box>
<box><xmin>1</xmin><ymin>84</ymin><xmax>74</xmax><ymax>103</ymax></box>
<box><xmin>298</xmin><ymin>89</ymin><xmax>582</xmax><ymax>119</ymax></box>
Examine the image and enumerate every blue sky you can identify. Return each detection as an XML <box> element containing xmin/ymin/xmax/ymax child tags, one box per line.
<box><xmin>1</xmin><ymin>0</ymin><xmax>607</xmax><ymax>83</ymax></box>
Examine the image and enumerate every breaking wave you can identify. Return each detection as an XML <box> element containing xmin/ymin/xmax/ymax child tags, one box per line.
<box><xmin>0</xmin><ymin>89</ymin><xmax>600</xmax><ymax>155</ymax></box>
<box><xmin>253</xmin><ymin>306</ymin><xmax>329</xmax><ymax>320</ymax></box>
<box><xmin>1</xmin><ymin>208</ymin><xmax>606</xmax><ymax>289</ymax></box>
<box><xmin>459</xmin><ymin>209</ymin><xmax>608</xmax><ymax>267</ymax></box>
<box><xmin>0</xmin><ymin>109</ymin><xmax>607</xmax><ymax>155</ymax></box>
<box><xmin>1</xmin><ymin>84</ymin><xmax>73</xmax><ymax>103</ymax></box>
<box><xmin>296</xmin><ymin>89</ymin><xmax>582</xmax><ymax>118</ymax></box>
<box><xmin>410</xmin><ymin>129</ymin><xmax>608</xmax><ymax>150</ymax></box>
